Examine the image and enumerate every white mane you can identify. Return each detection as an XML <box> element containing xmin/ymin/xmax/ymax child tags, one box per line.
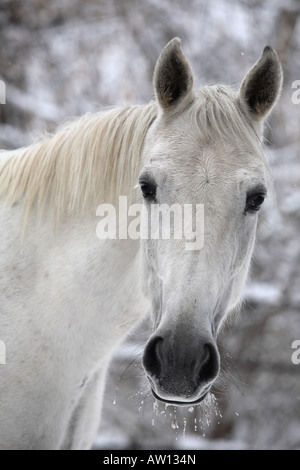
<box><xmin>0</xmin><ymin>103</ymin><xmax>157</xmax><ymax>222</ymax></box>
<box><xmin>0</xmin><ymin>85</ymin><xmax>267</xmax><ymax>223</ymax></box>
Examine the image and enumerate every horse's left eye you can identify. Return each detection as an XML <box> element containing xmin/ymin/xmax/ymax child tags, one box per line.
<box><xmin>245</xmin><ymin>193</ymin><xmax>266</xmax><ymax>213</ymax></box>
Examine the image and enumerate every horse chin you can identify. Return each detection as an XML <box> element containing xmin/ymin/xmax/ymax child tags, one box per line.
<box><xmin>151</xmin><ymin>388</ymin><xmax>209</xmax><ymax>407</ymax></box>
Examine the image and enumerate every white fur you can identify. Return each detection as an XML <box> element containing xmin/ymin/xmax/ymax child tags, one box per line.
<box><xmin>0</xmin><ymin>204</ymin><xmax>147</xmax><ymax>449</ymax></box>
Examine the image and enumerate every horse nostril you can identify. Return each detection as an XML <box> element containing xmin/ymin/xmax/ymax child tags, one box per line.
<box><xmin>198</xmin><ymin>343</ymin><xmax>219</xmax><ymax>383</ymax></box>
<box><xmin>142</xmin><ymin>336</ymin><xmax>163</xmax><ymax>378</ymax></box>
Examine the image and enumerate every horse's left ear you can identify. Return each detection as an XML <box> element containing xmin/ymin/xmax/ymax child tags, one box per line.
<box><xmin>154</xmin><ymin>38</ymin><xmax>194</xmax><ymax>112</ymax></box>
<box><xmin>238</xmin><ymin>46</ymin><xmax>283</xmax><ymax>122</ymax></box>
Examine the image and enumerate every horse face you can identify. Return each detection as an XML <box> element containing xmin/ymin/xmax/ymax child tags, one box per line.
<box><xmin>140</xmin><ymin>39</ymin><xmax>282</xmax><ymax>405</ymax></box>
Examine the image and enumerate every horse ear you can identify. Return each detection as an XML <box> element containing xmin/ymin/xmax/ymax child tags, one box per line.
<box><xmin>238</xmin><ymin>46</ymin><xmax>283</xmax><ymax>122</ymax></box>
<box><xmin>154</xmin><ymin>38</ymin><xmax>194</xmax><ymax>112</ymax></box>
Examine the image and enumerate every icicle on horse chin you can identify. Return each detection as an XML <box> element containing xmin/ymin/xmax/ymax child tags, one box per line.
<box><xmin>0</xmin><ymin>39</ymin><xmax>282</xmax><ymax>449</ymax></box>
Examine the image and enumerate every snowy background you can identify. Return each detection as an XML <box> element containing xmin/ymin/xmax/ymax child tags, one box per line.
<box><xmin>0</xmin><ymin>0</ymin><xmax>299</xmax><ymax>450</ymax></box>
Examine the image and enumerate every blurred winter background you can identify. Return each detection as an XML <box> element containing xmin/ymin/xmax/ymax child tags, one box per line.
<box><xmin>0</xmin><ymin>0</ymin><xmax>299</xmax><ymax>450</ymax></box>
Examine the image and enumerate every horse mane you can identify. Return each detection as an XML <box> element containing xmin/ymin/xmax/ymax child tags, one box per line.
<box><xmin>0</xmin><ymin>85</ymin><xmax>267</xmax><ymax>223</ymax></box>
<box><xmin>0</xmin><ymin>102</ymin><xmax>157</xmax><ymax>222</ymax></box>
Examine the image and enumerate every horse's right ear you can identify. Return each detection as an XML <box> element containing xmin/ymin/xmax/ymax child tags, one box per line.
<box><xmin>238</xmin><ymin>46</ymin><xmax>283</xmax><ymax>122</ymax></box>
<box><xmin>154</xmin><ymin>38</ymin><xmax>194</xmax><ymax>113</ymax></box>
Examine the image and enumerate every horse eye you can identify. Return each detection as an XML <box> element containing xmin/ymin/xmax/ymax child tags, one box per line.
<box><xmin>141</xmin><ymin>183</ymin><xmax>156</xmax><ymax>201</ymax></box>
<box><xmin>245</xmin><ymin>193</ymin><xmax>266</xmax><ymax>213</ymax></box>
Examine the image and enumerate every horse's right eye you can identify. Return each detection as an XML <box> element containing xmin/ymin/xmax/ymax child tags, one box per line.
<box><xmin>141</xmin><ymin>183</ymin><xmax>156</xmax><ymax>201</ymax></box>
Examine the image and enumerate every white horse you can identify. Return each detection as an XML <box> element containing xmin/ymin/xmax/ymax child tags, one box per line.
<box><xmin>0</xmin><ymin>39</ymin><xmax>282</xmax><ymax>449</ymax></box>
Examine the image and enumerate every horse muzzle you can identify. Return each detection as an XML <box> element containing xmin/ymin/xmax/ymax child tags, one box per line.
<box><xmin>142</xmin><ymin>333</ymin><xmax>220</xmax><ymax>406</ymax></box>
